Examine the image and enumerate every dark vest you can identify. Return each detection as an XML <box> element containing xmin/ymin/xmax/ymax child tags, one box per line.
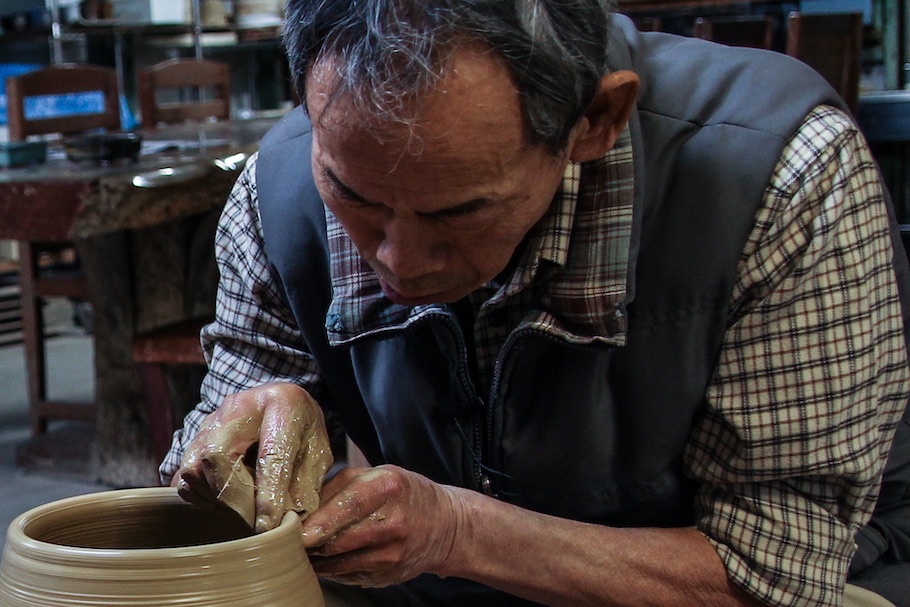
<box><xmin>255</xmin><ymin>16</ymin><xmax>910</xmax><ymax>606</ymax></box>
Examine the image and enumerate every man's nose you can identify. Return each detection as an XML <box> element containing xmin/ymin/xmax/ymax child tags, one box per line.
<box><xmin>375</xmin><ymin>218</ymin><xmax>446</xmax><ymax>280</ymax></box>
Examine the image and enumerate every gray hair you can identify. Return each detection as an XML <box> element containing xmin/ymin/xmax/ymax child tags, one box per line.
<box><xmin>283</xmin><ymin>0</ymin><xmax>616</xmax><ymax>153</ymax></box>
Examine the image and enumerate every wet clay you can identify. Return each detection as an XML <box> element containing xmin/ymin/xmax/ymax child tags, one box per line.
<box><xmin>215</xmin><ymin>454</ymin><xmax>258</xmax><ymax>527</ymax></box>
<box><xmin>0</xmin><ymin>487</ymin><xmax>324</xmax><ymax>607</ymax></box>
<box><xmin>211</xmin><ymin>429</ymin><xmax>333</xmax><ymax>529</ymax></box>
<box><xmin>183</xmin><ymin>384</ymin><xmax>334</xmax><ymax>533</ymax></box>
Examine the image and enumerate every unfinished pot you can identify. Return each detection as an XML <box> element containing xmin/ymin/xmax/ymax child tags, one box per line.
<box><xmin>0</xmin><ymin>487</ymin><xmax>324</xmax><ymax>607</ymax></box>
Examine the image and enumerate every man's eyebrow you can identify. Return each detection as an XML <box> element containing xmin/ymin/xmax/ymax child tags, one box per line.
<box><xmin>323</xmin><ymin>167</ymin><xmax>492</xmax><ymax>218</ymax></box>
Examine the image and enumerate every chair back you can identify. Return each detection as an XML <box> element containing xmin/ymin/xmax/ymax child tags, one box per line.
<box><xmin>693</xmin><ymin>15</ymin><xmax>774</xmax><ymax>50</ymax></box>
<box><xmin>6</xmin><ymin>63</ymin><xmax>121</xmax><ymax>141</ymax></box>
<box><xmin>138</xmin><ymin>58</ymin><xmax>231</xmax><ymax>126</ymax></box>
<box><xmin>786</xmin><ymin>11</ymin><xmax>863</xmax><ymax>114</ymax></box>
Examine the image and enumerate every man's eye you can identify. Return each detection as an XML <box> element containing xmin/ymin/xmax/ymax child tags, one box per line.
<box><xmin>329</xmin><ymin>187</ymin><xmax>384</xmax><ymax>212</ymax></box>
<box><xmin>321</xmin><ymin>168</ymin><xmax>368</xmax><ymax>204</ymax></box>
<box><xmin>326</xmin><ymin>179</ymin><xmax>357</xmax><ymax>201</ymax></box>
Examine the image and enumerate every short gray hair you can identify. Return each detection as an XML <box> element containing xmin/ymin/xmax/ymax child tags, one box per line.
<box><xmin>283</xmin><ymin>0</ymin><xmax>616</xmax><ymax>152</ymax></box>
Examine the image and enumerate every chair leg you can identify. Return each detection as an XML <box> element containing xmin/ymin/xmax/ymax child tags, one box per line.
<box><xmin>18</xmin><ymin>241</ymin><xmax>48</xmax><ymax>435</ymax></box>
<box><xmin>135</xmin><ymin>362</ymin><xmax>177</xmax><ymax>464</ymax></box>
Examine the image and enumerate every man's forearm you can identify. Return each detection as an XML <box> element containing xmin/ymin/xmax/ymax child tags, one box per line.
<box><xmin>439</xmin><ymin>487</ymin><xmax>763</xmax><ymax>607</ymax></box>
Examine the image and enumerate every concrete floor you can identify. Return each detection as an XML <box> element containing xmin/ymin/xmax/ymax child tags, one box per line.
<box><xmin>0</xmin><ymin>300</ymin><xmax>108</xmax><ymax>549</ymax></box>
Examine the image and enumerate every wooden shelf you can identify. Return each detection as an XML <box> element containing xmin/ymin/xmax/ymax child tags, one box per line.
<box><xmin>0</xmin><ymin>21</ymin><xmax>281</xmax><ymax>45</ymax></box>
<box><xmin>619</xmin><ymin>0</ymin><xmax>790</xmax><ymax>14</ymax></box>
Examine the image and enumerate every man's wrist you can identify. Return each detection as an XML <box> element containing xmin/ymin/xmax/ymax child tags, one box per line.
<box><xmin>433</xmin><ymin>485</ymin><xmax>482</xmax><ymax>579</ymax></box>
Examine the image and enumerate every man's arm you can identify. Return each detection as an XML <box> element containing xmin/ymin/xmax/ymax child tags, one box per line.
<box><xmin>159</xmin><ymin>153</ymin><xmax>325</xmax><ymax>485</ymax></box>
<box><xmin>303</xmin><ymin>465</ymin><xmax>761</xmax><ymax>607</ymax></box>
<box><xmin>684</xmin><ymin>106</ymin><xmax>909</xmax><ymax>605</ymax></box>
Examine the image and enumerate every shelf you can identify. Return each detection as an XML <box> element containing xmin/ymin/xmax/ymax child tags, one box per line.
<box><xmin>1</xmin><ymin>21</ymin><xmax>280</xmax><ymax>43</ymax></box>
<box><xmin>618</xmin><ymin>0</ymin><xmax>790</xmax><ymax>13</ymax></box>
<box><xmin>67</xmin><ymin>20</ymin><xmax>226</xmax><ymax>35</ymax></box>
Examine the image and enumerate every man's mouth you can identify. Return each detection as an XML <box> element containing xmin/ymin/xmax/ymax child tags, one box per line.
<box><xmin>378</xmin><ymin>277</ymin><xmax>458</xmax><ymax>306</ymax></box>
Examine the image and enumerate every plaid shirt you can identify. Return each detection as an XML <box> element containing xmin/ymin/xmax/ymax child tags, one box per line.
<box><xmin>161</xmin><ymin>105</ymin><xmax>909</xmax><ymax>606</ymax></box>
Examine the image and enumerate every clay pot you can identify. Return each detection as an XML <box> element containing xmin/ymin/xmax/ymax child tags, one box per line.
<box><xmin>0</xmin><ymin>487</ymin><xmax>324</xmax><ymax>607</ymax></box>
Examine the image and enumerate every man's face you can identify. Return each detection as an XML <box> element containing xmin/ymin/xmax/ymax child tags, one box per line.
<box><xmin>305</xmin><ymin>44</ymin><xmax>572</xmax><ymax>306</ymax></box>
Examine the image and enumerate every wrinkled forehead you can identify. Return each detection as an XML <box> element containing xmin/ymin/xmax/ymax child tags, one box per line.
<box><xmin>306</xmin><ymin>46</ymin><xmax>538</xmax><ymax>183</ymax></box>
<box><xmin>309</xmin><ymin>92</ymin><xmax>428</xmax><ymax>174</ymax></box>
<box><xmin>305</xmin><ymin>38</ymin><xmax>516</xmax><ymax>132</ymax></box>
<box><xmin>304</xmin><ymin>56</ymin><xmax>418</xmax><ymax>142</ymax></box>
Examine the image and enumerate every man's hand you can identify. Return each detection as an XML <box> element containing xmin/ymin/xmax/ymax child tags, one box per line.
<box><xmin>173</xmin><ymin>382</ymin><xmax>333</xmax><ymax>533</ymax></box>
<box><xmin>301</xmin><ymin>465</ymin><xmax>469</xmax><ymax>587</ymax></box>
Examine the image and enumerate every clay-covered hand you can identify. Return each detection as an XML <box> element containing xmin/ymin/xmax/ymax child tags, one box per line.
<box><xmin>301</xmin><ymin>465</ymin><xmax>469</xmax><ymax>587</ymax></box>
<box><xmin>173</xmin><ymin>382</ymin><xmax>333</xmax><ymax>533</ymax></box>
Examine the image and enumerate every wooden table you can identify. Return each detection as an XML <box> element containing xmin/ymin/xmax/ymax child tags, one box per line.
<box><xmin>0</xmin><ymin>114</ymin><xmax>281</xmax><ymax>486</ymax></box>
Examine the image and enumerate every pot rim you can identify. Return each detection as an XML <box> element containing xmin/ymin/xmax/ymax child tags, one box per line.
<box><xmin>5</xmin><ymin>487</ymin><xmax>298</xmax><ymax>561</ymax></box>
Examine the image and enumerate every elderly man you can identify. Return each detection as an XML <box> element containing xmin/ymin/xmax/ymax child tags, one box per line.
<box><xmin>163</xmin><ymin>1</ymin><xmax>910</xmax><ymax>605</ymax></box>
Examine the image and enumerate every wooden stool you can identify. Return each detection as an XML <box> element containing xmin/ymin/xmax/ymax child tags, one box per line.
<box><xmin>132</xmin><ymin>317</ymin><xmax>210</xmax><ymax>462</ymax></box>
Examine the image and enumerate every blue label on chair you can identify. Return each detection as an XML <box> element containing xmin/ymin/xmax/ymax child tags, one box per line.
<box><xmin>24</xmin><ymin>91</ymin><xmax>106</xmax><ymax>120</ymax></box>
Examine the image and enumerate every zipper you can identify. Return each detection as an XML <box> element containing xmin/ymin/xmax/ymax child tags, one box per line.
<box><xmin>431</xmin><ymin>312</ymin><xmax>492</xmax><ymax>494</ymax></box>
<box><xmin>405</xmin><ymin>311</ymin><xmax>601</xmax><ymax>497</ymax></box>
<box><xmin>474</xmin><ymin>420</ymin><xmax>494</xmax><ymax>496</ymax></box>
<box><xmin>484</xmin><ymin>328</ymin><xmax>534</xmax><ymax>495</ymax></box>
<box><xmin>484</xmin><ymin>326</ymin><xmax>601</xmax><ymax>496</ymax></box>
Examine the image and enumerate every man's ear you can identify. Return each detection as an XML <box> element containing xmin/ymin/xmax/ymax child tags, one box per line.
<box><xmin>568</xmin><ymin>70</ymin><xmax>640</xmax><ymax>163</ymax></box>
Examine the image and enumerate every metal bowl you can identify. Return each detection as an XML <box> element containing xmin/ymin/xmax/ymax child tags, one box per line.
<box><xmin>63</xmin><ymin>132</ymin><xmax>143</xmax><ymax>165</ymax></box>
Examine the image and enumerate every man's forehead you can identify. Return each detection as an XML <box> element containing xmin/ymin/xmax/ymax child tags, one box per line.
<box><xmin>306</xmin><ymin>43</ymin><xmax>540</xmax><ymax>182</ymax></box>
<box><xmin>305</xmin><ymin>58</ymin><xmax>423</xmax><ymax>144</ymax></box>
<box><xmin>306</xmin><ymin>42</ymin><xmax>519</xmax><ymax>130</ymax></box>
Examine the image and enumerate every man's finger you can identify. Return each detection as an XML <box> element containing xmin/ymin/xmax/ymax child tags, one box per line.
<box><xmin>253</xmin><ymin>396</ymin><xmax>302</xmax><ymax>532</ymax></box>
<box><xmin>301</xmin><ymin>469</ymin><xmax>391</xmax><ymax>548</ymax></box>
<box><xmin>288</xmin><ymin>424</ymin><xmax>334</xmax><ymax>517</ymax></box>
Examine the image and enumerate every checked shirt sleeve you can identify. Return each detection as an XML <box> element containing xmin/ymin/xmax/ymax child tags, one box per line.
<box><xmin>684</xmin><ymin>106</ymin><xmax>910</xmax><ymax>606</ymax></box>
<box><xmin>159</xmin><ymin>153</ymin><xmax>324</xmax><ymax>484</ymax></box>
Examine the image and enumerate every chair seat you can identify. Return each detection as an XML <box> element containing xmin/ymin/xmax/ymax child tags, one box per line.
<box><xmin>131</xmin><ymin>317</ymin><xmax>209</xmax><ymax>365</ymax></box>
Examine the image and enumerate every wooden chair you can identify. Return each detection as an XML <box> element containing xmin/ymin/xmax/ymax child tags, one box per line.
<box><xmin>5</xmin><ymin>63</ymin><xmax>122</xmax><ymax>434</ymax></box>
<box><xmin>6</xmin><ymin>63</ymin><xmax>121</xmax><ymax>140</ymax></box>
<box><xmin>138</xmin><ymin>58</ymin><xmax>231</xmax><ymax>126</ymax></box>
<box><xmin>133</xmin><ymin>58</ymin><xmax>229</xmax><ymax>460</ymax></box>
<box><xmin>786</xmin><ymin>11</ymin><xmax>863</xmax><ymax>114</ymax></box>
<box><xmin>693</xmin><ymin>15</ymin><xmax>774</xmax><ymax>50</ymax></box>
